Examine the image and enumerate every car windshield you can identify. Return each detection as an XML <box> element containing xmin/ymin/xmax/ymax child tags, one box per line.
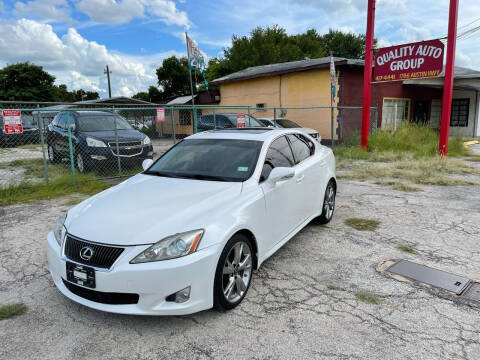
<box><xmin>78</xmin><ymin>114</ymin><xmax>133</xmax><ymax>131</ymax></box>
<box><xmin>225</xmin><ymin>115</ymin><xmax>265</xmax><ymax>127</ymax></box>
<box><xmin>144</xmin><ymin>139</ymin><xmax>263</xmax><ymax>182</ymax></box>
<box><xmin>276</xmin><ymin>119</ymin><xmax>301</xmax><ymax>128</ymax></box>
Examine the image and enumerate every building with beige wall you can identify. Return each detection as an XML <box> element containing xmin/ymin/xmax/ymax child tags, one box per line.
<box><xmin>211</xmin><ymin>57</ymin><xmax>365</xmax><ymax>140</ymax></box>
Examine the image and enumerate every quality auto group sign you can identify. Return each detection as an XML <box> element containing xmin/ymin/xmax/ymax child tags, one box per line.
<box><xmin>374</xmin><ymin>39</ymin><xmax>444</xmax><ymax>82</ymax></box>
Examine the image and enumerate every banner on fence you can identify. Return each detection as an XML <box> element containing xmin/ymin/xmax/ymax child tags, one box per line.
<box><xmin>2</xmin><ymin>109</ymin><xmax>23</xmax><ymax>134</ymax></box>
<box><xmin>237</xmin><ymin>113</ymin><xmax>246</xmax><ymax>128</ymax></box>
<box><xmin>156</xmin><ymin>108</ymin><xmax>165</xmax><ymax>122</ymax></box>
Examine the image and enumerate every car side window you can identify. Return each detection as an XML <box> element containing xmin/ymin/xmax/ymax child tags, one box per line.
<box><xmin>287</xmin><ymin>134</ymin><xmax>315</xmax><ymax>164</ymax></box>
<box><xmin>52</xmin><ymin>114</ymin><xmax>60</xmax><ymax>127</ymax></box>
<box><xmin>199</xmin><ymin>115</ymin><xmax>213</xmax><ymax>129</ymax></box>
<box><xmin>57</xmin><ymin>114</ymin><xmax>66</xmax><ymax>129</ymax></box>
<box><xmin>260</xmin><ymin>136</ymin><xmax>295</xmax><ymax>182</ymax></box>
<box><xmin>216</xmin><ymin>116</ymin><xmax>233</xmax><ymax>128</ymax></box>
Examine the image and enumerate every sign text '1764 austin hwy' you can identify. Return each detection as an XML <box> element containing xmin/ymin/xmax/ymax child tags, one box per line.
<box><xmin>374</xmin><ymin>39</ymin><xmax>444</xmax><ymax>82</ymax></box>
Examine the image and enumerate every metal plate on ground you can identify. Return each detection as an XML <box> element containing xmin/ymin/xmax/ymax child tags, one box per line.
<box><xmin>386</xmin><ymin>260</ymin><xmax>471</xmax><ymax>295</ymax></box>
<box><xmin>461</xmin><ymin>283</ymin><xmax>480</xmax><ymax>301</ymax></box>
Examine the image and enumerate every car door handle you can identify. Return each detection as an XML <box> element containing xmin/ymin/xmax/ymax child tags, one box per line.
<box><xmin>296</xmin><ymin>175</ymin><xmax>305</xmax><ymax>183</ymax></box>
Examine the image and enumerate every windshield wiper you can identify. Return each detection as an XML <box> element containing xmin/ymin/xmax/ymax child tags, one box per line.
<box><xmin>143</xmin><ymin>170</ymin><xmax>184</xmax><ymax>178</ymax></box>
<box><xmin>179</xmin><ymin>173</ymin><xmax>229</xmax><ymax>182</ymax></box>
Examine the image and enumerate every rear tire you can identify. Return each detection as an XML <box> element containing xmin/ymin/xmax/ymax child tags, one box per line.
<box><xmin>75</xmin><ymin>152</ymin><xmax>89</xmax><ymax>173</ymax></box>
<box><xmin>48</xmin><ymin>144</ymin><xmax>59</xmax><ymax>163</ymax></box>
<box><xmin>214</xmin><ymin>234</ymin><xmax>254</xmax><ymax>310</ymax></box>
<box><xmin>315</xmin><ymin>180</ymin><xmax>336</xmax><ymax>224</ymax></box>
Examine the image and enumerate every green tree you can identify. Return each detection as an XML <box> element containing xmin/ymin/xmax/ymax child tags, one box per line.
<box><xmin>206</xmin><ymin>26</ymin><xmax>375</xmax><ymax>81</ymax></box>
<box><xmin>156</xmin><ymin>56</ymin><xmax>191</xmax><ymax>98</ymax></box>
<box><xmin>0</xmin><ymin>62</ymin><xmax>56</xmax><ymax>101</ymax></box>
<box><xmin>133</xmin><ymin>86</ymin><xmax>163</xmax><ymax>102</ymax></box>
<box><xmin>53</xmin><ymin>84</ymin><xmax>99</xmax><ymax>102</ymax></box>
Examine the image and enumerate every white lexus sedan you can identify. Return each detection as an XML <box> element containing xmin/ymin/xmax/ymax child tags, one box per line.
<box><xmin>47</xmin><ymin>128</ymin><xmax>336</xmax><ymax>315</ymax></box>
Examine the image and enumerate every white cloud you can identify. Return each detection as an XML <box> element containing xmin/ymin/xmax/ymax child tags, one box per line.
<box><xmin>13</xmin><ymin>0</ymin><xmax>71</xmax><ymax>22</ymax></box>
<box><xmin>0</xmin><ymin>18</ymin><xmax>182</xmax><ymax>96</ymax></box>
<box><xmin>75</xmin><ymin>0</ymin><xmax>192</xmax><ymax>28</ymax></box>
<box><xmin>76</xmin><ymin>0</ymin><xmax>144</xmax><ymax>24</ymax></box>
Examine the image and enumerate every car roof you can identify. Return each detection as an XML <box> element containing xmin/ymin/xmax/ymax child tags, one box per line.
<box><xmin>67</xmin><ymin>111</ymin><xmax>114</xmax><ymax>116</ymax></box>
<box><xmin>187</xmin><ymin>128</ymin><xmax>300</xmax><ymax>141</ymax></box>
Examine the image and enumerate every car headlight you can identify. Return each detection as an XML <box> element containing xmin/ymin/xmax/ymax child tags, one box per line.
<box><xmin>53</xmin><ymin>213</ymin><xmax>67</xmax><ymax>247</ymax></box>
<box><xmin>143</xmin><ymin>136</ymin><xmax>151</xmax><ymax>145</ymax></box>
<box><xmin>130</xmin><ymin>229</ymin><xmax>204</xmax><ymax>264</ymax></box>
<box><xmin>86</xmin><ymin>137</ymin><xmax>107</xmax><ymax>147</ymax></box>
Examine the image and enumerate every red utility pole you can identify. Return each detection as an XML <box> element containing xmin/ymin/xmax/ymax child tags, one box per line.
<box><xmin>361</xmin><ymin>0</ymin><xmax>376</xmax><ymax>149</ymax></box>
<box><xmin>438</xmin><ymin>0</ymin><xmax>459</xmax><ymax>156</ymax></box>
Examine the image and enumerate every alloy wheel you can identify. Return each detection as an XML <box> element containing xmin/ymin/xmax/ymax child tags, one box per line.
<box><xmin>48</xmin><ymin>145</ymin><xmax>54</xmax><ymax>162</ymax></box>
<box><xmin>323</xmin><ymin>183</ymin><xmax>335</xmax><ymax>220</ymax></box>
<box><xmin>77</xmin><ymin>153</ymin><xmax>84</xmax><ymax>173</ymax></box>
<box><xmin>222</xmin><ymin>241</ymin><xmax>252</xmax><ymax>303</ymax></box>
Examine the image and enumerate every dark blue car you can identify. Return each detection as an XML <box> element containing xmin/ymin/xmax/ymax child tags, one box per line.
<box><xmin>46</xmin><ymin>111</ymin><xmax>153</xmax><ymax>173</ymax></box>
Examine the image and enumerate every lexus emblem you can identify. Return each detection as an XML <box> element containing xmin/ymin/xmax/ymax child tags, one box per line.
<box><xmin>80</xmin><ymin>246</ymin><xmax>94</xmax><ymax>261</ymax></box>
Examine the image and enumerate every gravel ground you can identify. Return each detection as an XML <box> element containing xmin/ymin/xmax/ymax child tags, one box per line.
<box><xmin>1</xmin><ymin>172</ymin><xmax>480</xmax><ymax>359</ymax></box>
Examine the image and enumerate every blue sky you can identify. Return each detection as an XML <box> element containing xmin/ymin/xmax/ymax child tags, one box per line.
<box><xmin>0</xmin><ymin>0</ymin><xmax>479</xmax><ymax>97</ymax></box>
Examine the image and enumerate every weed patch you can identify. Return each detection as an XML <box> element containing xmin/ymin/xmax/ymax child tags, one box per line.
<box><xmin>355</xmin><ymin>292</ymin><xmax>382</xmax><ymax>305</ymax></box>
<box><xmin>396</xmin><ymin>245</ymin><xmax>419</xmax><ymax>255</ymax></box>
<box><xmin>345</xmin><ymin>218</ymin><xmax>380</xmax><ymax>231</ymax></box>
<box><xmin>0</xmin><ymin>303</ymin><xmax>27</xmax><ymax>320</ymax></box>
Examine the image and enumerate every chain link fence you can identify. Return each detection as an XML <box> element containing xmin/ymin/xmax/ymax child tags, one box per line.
<box><xmin>0</xmin><ymin>102</ymin><xmax>377</xmax><ymax>188</ymax></box>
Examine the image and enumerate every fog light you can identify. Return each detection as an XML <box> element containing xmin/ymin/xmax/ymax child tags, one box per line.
<box><xmin>166</xmin><ymin>286</ymin><xmax>191</xmax><ymax>303</ymax></box>
<box><xmin>91</xmin><ymin>155</ymin><xmax>107</xmax><ymax>160</ymax></box>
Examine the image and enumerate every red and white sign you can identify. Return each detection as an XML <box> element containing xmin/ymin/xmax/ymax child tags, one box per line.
<box><xmin>156</xmin><ymin>108</ymin><xmax>165</xmax><ymax>122</ymax></box>
<box><xmin>237</xmin><ymin>113</ymin><xmax>246</xmax><ymax>128</ymax></box>
<box><xmin>2</xmin><ymin>109</ymin><xmax>23</xmax><ymax>134</ymax></box>
<box><xmin>374</xmin><ymin>39</ymin><xmax>444</xmax><ymax>82</ymax></box>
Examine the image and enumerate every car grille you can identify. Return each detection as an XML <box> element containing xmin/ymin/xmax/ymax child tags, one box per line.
<box><xmin>63</xmin><ymin>279</ymin><xmax>139</xmax><ymax>305</ymax></box>
<box><xmin>108</xmin><ymin>141</ymin><xmax>142</xmax><ymax>147</ymax></box>
<box><xmin>107</xmin><ymin>141</ymin><xmax>143</xmax><ymax>157</ymax></box>
<box><xmin>64</xmin><ymin>235</ymin><xmax>124</xmax><ymax>269</ymax></box>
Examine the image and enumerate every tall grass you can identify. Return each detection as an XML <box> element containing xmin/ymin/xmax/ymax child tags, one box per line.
<box><xmin>0</xmin><ymin>174</ymin><xmax>110</xmax><ymax>206</ymax></box>
<box><xmin>336</xmin><ymin>124</ymin><xmax>467</xmax><ymax>160</ymax></box>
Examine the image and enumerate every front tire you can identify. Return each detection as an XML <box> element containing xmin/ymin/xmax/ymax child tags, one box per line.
<box><xmin>315</xmin><ymin>180</ymin><xmax>336</xmax><ymax>224</ymax></box>
<box><xmin>214</xmin><ymin>234</ymin><xmax>254</xmax><ymax>310</ymax></box>
<box><xmin>76</xmin><ymin>152</ymin><xmax>89</xmax><ymax>173</ymax></box>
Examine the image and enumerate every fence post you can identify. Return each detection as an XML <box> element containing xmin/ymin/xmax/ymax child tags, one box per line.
<box><xmin>273</xmin><ymin>107</ymin><xmax>277</xmax><ymax>127</ymax></box>
<box><xmin>37</xmin><ymin>104</ymin><xmax>49</xmax><ymax>185</ymax></box>
<box><xmin>171</xmin><ymin>107</ymin><xmax>176</xmax><ymax>144</ymax></box>
<box><xmin>213</xmin><ymin>107</ymin><xmax>216</xmax><ymax>129</ymax></box>
<box><xmin>374</xmin><ymin>107</ymin><xmax>378</xmax><ymax>134</ymax></box>
<box><xmin>330</xmin><ymin>105</ymin><xmax>335</xmax><ymax>151</ymax></box>
<box><xmin>112</xmin><ymin>106</ymin><xmax>122</xmax><ymax>177</ymax></box>
<box><xmin>193</xmin><ymin>105</ymin><xmax>198</xmax><ymax>133</ymax></box>
<box><xmin>66</xmin><ymin>111</ymin><xmax>76</xmax><ymax>185</ymax></box>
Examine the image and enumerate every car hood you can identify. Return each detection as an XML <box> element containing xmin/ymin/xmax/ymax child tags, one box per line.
<box><xmin>66</xmin><ymin>174</ymin><xmax>243</xmax><ymax>246</ymax></box>
<box><xmin>81</xmin><ymin>129</ymin><xmax>145</xmax><ymax>143</ymax></box>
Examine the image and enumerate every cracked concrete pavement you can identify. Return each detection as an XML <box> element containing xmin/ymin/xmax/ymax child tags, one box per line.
<box><xmin>1</xmin><ymin>176</ymin><xmax>480</xmax><ymax>359</ymax></box>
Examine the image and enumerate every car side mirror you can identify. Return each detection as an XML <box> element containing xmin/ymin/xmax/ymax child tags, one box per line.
<box><xmin>267</xmin><ymin>167</ymin><xmax>295</xmax><ymax>185</ymax></box>
<box><xmin>142</xmin><ymin>159</ymin><xmax>153</xmax><ymax>171</ymax></box>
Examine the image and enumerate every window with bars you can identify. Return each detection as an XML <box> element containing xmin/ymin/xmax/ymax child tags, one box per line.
<box><xmin>450</xmin><ymin>98</ymin><xmax>469</xmax><ymax>127</ymax></box>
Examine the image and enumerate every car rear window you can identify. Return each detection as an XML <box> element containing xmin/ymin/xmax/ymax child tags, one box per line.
<box><xmin>276</xmin><ymin>119</ymin><xmax>300</xmax><ymax>128</ymax></box>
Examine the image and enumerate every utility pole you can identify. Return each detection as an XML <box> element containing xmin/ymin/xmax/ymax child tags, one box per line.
<box><xmin>104</xmin><ymin>65</ymin><xmax>112</xmax><ymax>98</ymax></box>
<box><xmin>361</xmin><ymin>0</ymin><xmax>376</xmax><ymax>149</ymax></box>
<box><xmin>438</xmin><ymin>0</ymin><xmax>459</xmax><ymax>156</ymax></box>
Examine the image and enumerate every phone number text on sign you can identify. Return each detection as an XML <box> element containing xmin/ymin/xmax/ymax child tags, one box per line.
<box><xmin>2</xmin><ymin>109</ymin><xmax>23</xmax><ymax>134</ymax></box>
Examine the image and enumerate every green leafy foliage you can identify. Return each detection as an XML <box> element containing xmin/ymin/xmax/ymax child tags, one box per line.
<box><xmin>0</xmin><ymin>62</ymin><xmax>99</xmax><ymax>102</ymax></box>
<box><xmin>207</xmin><ymin>27</ymin><xmax>373</xmax><ymax>81</ymax></box>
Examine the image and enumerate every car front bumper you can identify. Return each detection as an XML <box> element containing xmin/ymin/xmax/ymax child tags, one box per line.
<box><xmin>46</xmin><ymin>231</ymin><xmax>220</xmax><ymax>315</ymax></box>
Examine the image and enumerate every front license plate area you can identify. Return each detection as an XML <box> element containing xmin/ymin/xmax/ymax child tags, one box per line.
<box><xmin>66</xmin><ymin>261</ymin><xmax>95</xmax><ymax>288</ymax></box>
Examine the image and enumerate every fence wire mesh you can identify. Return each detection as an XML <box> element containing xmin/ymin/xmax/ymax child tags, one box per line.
<box><xmin>0</xmin><ymin>102</ymin><xmax>377</xmax><ymax>187</ymax></box>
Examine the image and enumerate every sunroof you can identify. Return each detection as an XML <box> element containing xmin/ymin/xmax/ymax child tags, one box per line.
<box><xmin>214</xmin><ymin>128</ymin><xmax>273</xmax><ymax>134</ymax></box>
